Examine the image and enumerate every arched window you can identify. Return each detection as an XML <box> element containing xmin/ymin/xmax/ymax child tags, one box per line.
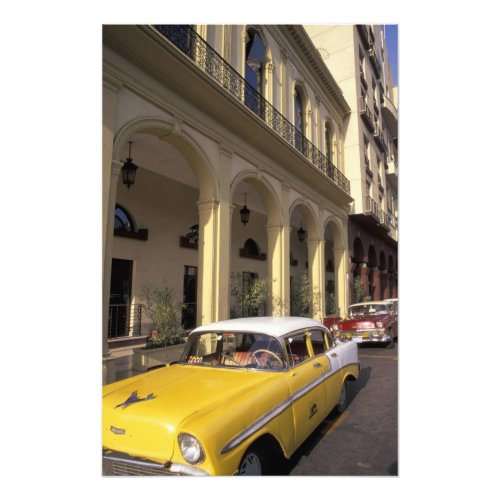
<box><xmin>294</xmin><ymin>89</ymin><xmax>305</xmax><ymax>152</ymax></box>
<box><xmin>325</xmin><ymin>122</ymin><xmax>332</xmax><ymax>162</ymax></box>
<box><xmin>245</xmin><ymin>29</ymin><xmax>266</xmax><ymax>114</ymax></box>
<box><xmin>245</xmin><ymin>30</ymin><xmax>266</xmax><ymax>94</ymax></box>
<box><xmin>244</xmin><ymin>238</ymin><xmax>260</xmax><ymax>256</ymax></box>
<box><xmin>114</xmin><ymin>205</ymin><xmax>135</xmax><ymax>232</ymax></box>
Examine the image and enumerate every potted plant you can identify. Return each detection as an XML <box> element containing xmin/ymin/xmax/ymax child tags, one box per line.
<box><xmin>133</xmin><ymin>284</ymin><xmax>187</xmax><ymax>371</ymax></box>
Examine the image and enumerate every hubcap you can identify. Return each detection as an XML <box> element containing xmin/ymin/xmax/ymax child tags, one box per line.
<box><xmin>239</xmin><ymin>452</ymin><xmax>262</xmax><ymax>475</ymax></box>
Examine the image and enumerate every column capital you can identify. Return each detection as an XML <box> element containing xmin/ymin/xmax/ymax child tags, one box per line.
<box><xmin>197</xmin><ymin>199</ymin><xmax>220</xmax><ymax>214</ymax></box>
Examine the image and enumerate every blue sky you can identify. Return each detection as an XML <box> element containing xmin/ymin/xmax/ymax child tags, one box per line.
<box><xmin>384</xmin><ymin>25</ymin><xmax>398</xmax><ymax>87</ymax></box>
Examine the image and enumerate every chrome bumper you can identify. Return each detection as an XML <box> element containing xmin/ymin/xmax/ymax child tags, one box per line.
<box><xmin>339</xmin><ymin>331</ymin><xmax>391</xmax><ymax>343</ymax></box>
<box><xmin>102</xmin><ymin>449</ymin><xmax>210</xmax><ymax>476</ymax></box>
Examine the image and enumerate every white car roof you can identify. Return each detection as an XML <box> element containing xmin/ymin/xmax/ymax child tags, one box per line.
<box><xmin>191</xmin><ymin>316</ymin><xmax>324</xmax><ymax>338</ymax></box>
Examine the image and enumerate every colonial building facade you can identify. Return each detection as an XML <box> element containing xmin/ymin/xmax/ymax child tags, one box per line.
<box><xmin>103</xmin><ymin>25</ymin><xmax>359</xmax><ymax>358</ymax></box>
<box><xmin>305</xmin><ymin>25</ymin><xmax>399</xmax><ymax>304</ymax></box>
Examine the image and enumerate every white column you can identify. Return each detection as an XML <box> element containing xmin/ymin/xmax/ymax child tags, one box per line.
<box><xmin>334</xmin><ymin>219</ymin><xmax>350</xmax><ymax>316</ymax></box>
<box><xmin>103</xmin><ymin>161</ymin><xmax>121</xmax><ymax>357</ymax></box>
<box><xmin>307</xmin><ymin>238</ymin><xmax>325</xmax><ymax>321</ymax></box>
<box><xmin>197</xmin><ymin>199</ymin><xmax>220</xmax><ymax>325</ymax></box>
<box><xmin>266</xmin><ymin>224</ymin><xmax>287</xmax><ymax>316</ymax></box>
<box><xmin>216</xmin><ymin>146</ymin><xmax>233</xmax><ymax>321</ymax></box>
<box><xmin>102</xmin><ymin>75</ymin><xmax>120</xmax><ymax>363</ymax></box>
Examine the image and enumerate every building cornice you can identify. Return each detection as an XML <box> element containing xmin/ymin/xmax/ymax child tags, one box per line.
<box><xmin>280</xmin><ymin>25</ymin><xmax>351</xmax><ymax>118</ymax></box>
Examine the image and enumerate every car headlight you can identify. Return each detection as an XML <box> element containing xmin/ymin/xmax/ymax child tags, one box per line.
<box><xmin>376</xmin><ymin>321</ymin><xmax>384</xmax><ymax>328</ymax></box>
<box><xmin>178</xmin><ymin>433</ymin><xmax>205</xmax><ymax>465</ymax></box>
<box><xmin>332</xmin><ymin>324</ymin><xmax>339</xmax><ymax>331</ymax></box>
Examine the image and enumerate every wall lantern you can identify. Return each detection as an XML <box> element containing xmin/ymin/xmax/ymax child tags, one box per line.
<box><xmin>240</xmin><ymin>193</ymin><xmax>250</xmax><ymax>226</ymax></box>
<box><xmin>298</xmin><ymin>221</ymin><xmax>307</xmax><ymax>242</ymax></box>
<box><xmin>122</xmin><ymin>141</ymin><xmax>138</xmax><ymax>189</ymax></box>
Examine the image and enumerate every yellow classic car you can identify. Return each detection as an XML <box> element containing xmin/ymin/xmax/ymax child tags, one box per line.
<box><xmin>102</xmin><ymin>316</ymin><xmax>360</xmax><ymax>475</ymax></box>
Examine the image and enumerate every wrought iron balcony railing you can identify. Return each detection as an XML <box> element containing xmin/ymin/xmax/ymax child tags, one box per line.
<box><xmin>153</xmin><ymin>25</ymin><xmax>350</xmax><ymax>195</ymax></box>
<box><xmin>360</xmin><ymin>96</ymin><xmax>375</xmax><ymax>132</ymax></box>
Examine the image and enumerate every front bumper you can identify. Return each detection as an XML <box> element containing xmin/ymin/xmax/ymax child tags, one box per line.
<box><xmin>102</xmin><ymin>449</ymin><xmax>210</xmax><ymax>476</ymax></box>
<box><xmin>338</xmin><ymin>330</ymin><xmax>390</xmax><ymax>344</ymax></box>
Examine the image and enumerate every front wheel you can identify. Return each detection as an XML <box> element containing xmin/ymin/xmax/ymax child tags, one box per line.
<box><xmin>238</xmin><ymin>446</ymin><xmax>266</xmax><ymax>475</ymax></box>
<box><xmin>385</xmin><ymin>331</ymin><xmax>395</xmax><ymax>349</ymax></box>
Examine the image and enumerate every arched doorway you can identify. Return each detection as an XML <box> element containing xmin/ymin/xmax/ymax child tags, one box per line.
<box><xmin>105</xmin><ymin>119</ymin><xmax>217</xmax><ymax>349</ymax></box>
<box><xmin>324</xmin><ymin>218</ymin><xmax>346</xmax><ymax>317</ymax></box>
<box><xmin>289</xmin><ymin>202</ymin><xmax>321</xmax><ymax>318</ymax></box>
<box><xmin>230</xmin><ymin>173</ymin><xmax>282</xmax><ymax>318</ymax></box>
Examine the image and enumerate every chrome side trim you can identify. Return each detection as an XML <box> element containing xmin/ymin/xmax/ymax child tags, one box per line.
<box><xmin>220</xmin><ymin>397</ymin><xmax>292</xmax><ymax>454</ymax></box>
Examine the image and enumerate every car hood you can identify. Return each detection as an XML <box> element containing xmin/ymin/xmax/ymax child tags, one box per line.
<box><xmin>339</xmin><ymin>315</ymin><xmax>389</xmax><ymax>330</ymax></box>
<box><xmin>102</xmin><ymin>364</ymin><xmax>277</xmax><ymax>464</ymax></box>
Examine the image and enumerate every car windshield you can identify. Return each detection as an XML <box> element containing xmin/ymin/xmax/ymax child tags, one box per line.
<box><xmin>178</xmin><ymin>331</ymin><xmax>286</xmax><ymax>370</ymax></box>
<box><xmin>348</xmin><ymin>304</ymin><xmax>388</xmax><ymax>317</ymax></box>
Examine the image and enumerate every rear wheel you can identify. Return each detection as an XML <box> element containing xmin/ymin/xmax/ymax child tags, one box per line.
<box><xmin>336</xmin><ymin>382</ymin><xmax>347</xmax><ymax>413</ymax></box>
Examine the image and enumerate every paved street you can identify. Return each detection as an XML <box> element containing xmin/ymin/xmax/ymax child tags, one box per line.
<box><xmin>287</xmin><ymin>342</ymin><xmax>398</xmax><ymax>475</ymax></box>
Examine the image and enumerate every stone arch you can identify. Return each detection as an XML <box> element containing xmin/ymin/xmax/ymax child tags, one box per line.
<box><xmin>230</xmin><ymin>170</ymin><xmax>282</xmax><ymax>226</ymax></box>
<box><xmin>113</xmin><ymin>117</ymin><xmax>218</xmax><ymax>203</ymax></box>
<box><xmin>322</xmin><ymin>215</ymin><xmax>344</xmax><ymax>248</ymax></box>
<box><xmin>323</xmin><ymin>215</ymin><xmax>347</xmax><ymax>316</ymax></box>
<box><xmin>289</xmin><ymin>198</ymin><xmax>319</xmax><ymax>240</ymax></box>
<box><xmin>353</xmin><ymin>237</ymin><xmax>365</xmax><ymax>263</ymax></box>
<box><xmin>230</xmin><ymin>170</ymin><xmax>284</xmax><ymax>317</ymax></box>
<box><xmin>289</xmin><ymin>199</ymin><xmax>322</xmax><ymax>318</ymax></box>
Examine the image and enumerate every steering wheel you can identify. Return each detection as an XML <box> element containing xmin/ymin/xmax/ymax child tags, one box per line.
<box><xmin>251</xmin><ymin>349</ymin><xmax>284</xmax><ymax>368</ymax></box>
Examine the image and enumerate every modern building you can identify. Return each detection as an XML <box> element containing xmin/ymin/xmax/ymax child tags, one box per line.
<box><xmin>305</xmin><ymin>25</ymin><xmax>398</xmax><ymax>304</ymax></box>
<box><xmin>103</xmin><ymin>25</ymin><xmax>359</xmax><ymax>362</ymax></box>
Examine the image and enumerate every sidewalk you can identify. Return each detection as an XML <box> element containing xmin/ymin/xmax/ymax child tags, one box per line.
<box><xmin>103</xmin><ymin>347</ymin><xmax>139</xmax><ymax>385</ymax></box>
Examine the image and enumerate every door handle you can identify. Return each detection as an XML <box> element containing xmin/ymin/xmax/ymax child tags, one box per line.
<box><xmin>313</xmin><ymin>363</ymin><xmax>322</xmax><ymax>368</ymax></box>
<box><xmin>329</xmin><ymin>352</ymin><xmax>338</xmax><ymax>357</ymax></box>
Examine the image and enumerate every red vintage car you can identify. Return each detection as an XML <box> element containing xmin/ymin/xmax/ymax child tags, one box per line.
<box><xmin>324</xmin><ymin>301</ymin><xmax>398</xmax><ymax>348</ymax></box>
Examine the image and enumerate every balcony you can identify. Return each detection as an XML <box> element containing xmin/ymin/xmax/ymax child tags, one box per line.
<box><xmin>364</xmin><ymin>196</ymin><xmax>380</xmax><ymax>221</ymax></box>
<box><xmin>360</xmin><ymin>96</ymin><xmax>375</xmax><ymax>132</ymax></box>
<box><xmin>368</xmin><ymin>46</ymin><xmax>382</xmax><ymax>79</ymax></box>
<box><xmin>153</xmin><ymin>25</ymin><xmax>350</xmax><ymax>196</ymax></box>
<box><xmin>380</xmin><ymin>211</ymin><xmax>391</xmax><ymax>230</ymax></box>
<box><xmin>356</xmin><ymin>25</ymin><xmax>373</xmax><ymax>50</ymax></box>
<box><xmin>373</xmin><ymin>124</ymin><xmax>387</xmax><ymax>152</ymax></box>
<box><xmin>386</xmin><ymin>155</ymin><xmax>398</xmax><ymax>189</ymax></box>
